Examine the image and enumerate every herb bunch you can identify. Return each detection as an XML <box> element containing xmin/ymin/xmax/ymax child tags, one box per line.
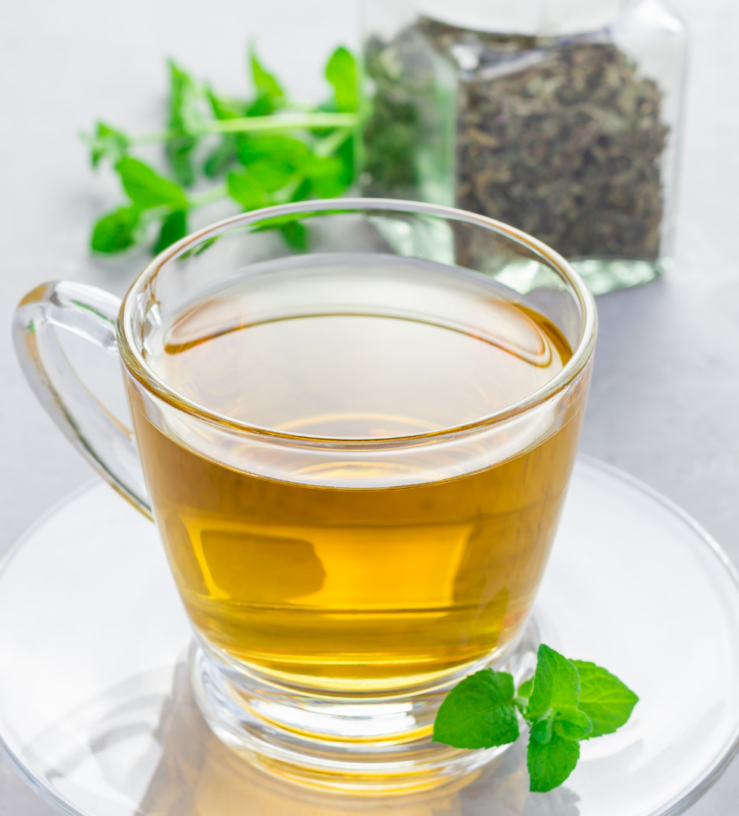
<box><xmin>433</xmin><ymin>643</ymin><xmax>638</xmax><ymax>793</ymax></box>
<box><xmin>83</xmin><ymin>46</ymin><xmax>358</xmax><ymax>255</ymax></box>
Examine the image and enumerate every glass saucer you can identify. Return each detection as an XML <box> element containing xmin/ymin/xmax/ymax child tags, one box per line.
<box><xmin>1</xmin><ymin>456</ymin><xmax>739</xmax><ymax>816</ymax></box>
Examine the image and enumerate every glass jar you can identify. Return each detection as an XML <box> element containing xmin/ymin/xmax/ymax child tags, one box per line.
<box><xmin>360</xmin><ymin>0</ymin><xmax>688</xmax><ymax>295</ymax></box>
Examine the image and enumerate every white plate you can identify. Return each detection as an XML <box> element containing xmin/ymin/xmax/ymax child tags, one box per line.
<box><xmin>1</xmin><ymin>457</ymin><xmax>738</xmax><ymax>816</ymax></box>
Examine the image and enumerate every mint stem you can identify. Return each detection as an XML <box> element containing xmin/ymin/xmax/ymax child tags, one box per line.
<box><xmin>314</xmin><ymin>127</ymin><xmax>353</xmax><ymax>158</ymax></box>
<box><xmin>131</xmin><ymin>113</ymin><xmax>358</xmax><ymax>147</ymax></box>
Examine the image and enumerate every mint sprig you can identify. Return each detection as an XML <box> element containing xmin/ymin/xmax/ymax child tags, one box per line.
<box><xmin>83</xmin><ymin>45</ymin><xmax>358</xmax><ymax>257</ymax></box>
<box><xmin>433</xmin><ymin>644</ymin><xmax>638</xmax><ymax>793</ymax></box>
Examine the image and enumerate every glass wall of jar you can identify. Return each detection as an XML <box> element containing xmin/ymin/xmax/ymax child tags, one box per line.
<box><xmin>360</xmin><ymin>0</ymin><xmax>688</xmax><ymax>295</ymax></box>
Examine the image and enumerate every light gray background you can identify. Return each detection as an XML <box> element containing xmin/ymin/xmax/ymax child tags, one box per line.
<box><xmin>0</xmin><ymin>0</ymin><xmax>737</xmax><ymax>812</ymax></box>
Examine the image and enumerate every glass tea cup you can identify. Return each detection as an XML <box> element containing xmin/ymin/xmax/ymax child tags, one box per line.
<box><xmin>13</xmin><ymin>199</ymin><xmax>597</xmax><ymax>793</ymax></box>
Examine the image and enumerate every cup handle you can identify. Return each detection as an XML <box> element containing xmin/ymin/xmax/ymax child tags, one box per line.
<box><xmin>13</xmin><ymin>281</ymin><xmax>152</xmax><ymax>519</ymax></box>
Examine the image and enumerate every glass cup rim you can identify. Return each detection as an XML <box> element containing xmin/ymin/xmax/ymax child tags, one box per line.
<box><xmin>118</xmin><ymin>198</ymin><xmax>598</xmax><ymax>445</ymax></box>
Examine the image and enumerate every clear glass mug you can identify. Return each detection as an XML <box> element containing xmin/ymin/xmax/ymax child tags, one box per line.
<box><xmin>13</xmin><ymin>199</ymin><xmax>597</xmax><ymax>793</ymax></box>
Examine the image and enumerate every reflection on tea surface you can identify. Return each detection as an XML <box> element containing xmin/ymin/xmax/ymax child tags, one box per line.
<box><xmin>132</xmin><ymin>257</ymin><xmax>583</xmax><ymax>690</ymax></box>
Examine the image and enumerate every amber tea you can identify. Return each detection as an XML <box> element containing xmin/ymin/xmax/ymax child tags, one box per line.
<box><xmin>129</xmin><ymin>254</ymin><xmax>583</xmax><ymax>692</ymax></box>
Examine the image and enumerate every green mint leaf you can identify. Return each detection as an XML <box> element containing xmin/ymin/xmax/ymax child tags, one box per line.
<box><xmin>115</xmin><ymin>157</ymin><xmax>188</xmax><ymax>210</ymax></box>
<box><xmin>529</xmin><ymin>711</ymin><xmax>554</xmax><ymax>745</ymax></box>
<box><xmin>303</xmin><ymin>155</ymin><xmax>347</xmax><ymax>198</ymax></box>
<box><xmin>245</xmin><ymin>93</ymin><xmax>278</xmax><ymax>118</ymax></box>
<box><xmin>237</xmin><ymin>135</ymin><xmax>308</xmax><ymax>170</ymax></box>
<box><xmin>203</xmin><ymin>136</ymin><xmax>238</xmax><ymax>178</ymax></box>
<box><xmin>325</xmin><ymin>47</ymin><xmax>357</xmax><ymax>113</ymax></box>
<box><xmin>207</xmin><ymin>88</ymin><xmax>245</xmax><ymax>121</ymax></box>
<box><xmin>179</xmin><ymin>235</ymin><xmax>219</xmax><ymax>261</ymax></box>
<box><xmin>528</xmin><ymin>733</ymin><xmax>580</xmax><ymax>793</ymax></box>
<box><xmin>227</xmin><ymin>169</ymin><xmax>269</xmax><ymax>211</ymax></box>
<box><xmin>204</xmin><ymin>93</ymin><xmax>243</xmax><ymax>176</ymax></box>
<box><xmin>247</xmin><ymin>157</ymin><xmax>299</xmax><ymax>193</ymax></box>
<box><xmin>289</xmin><ymin>177</ymin><xmax>313</xmax><ymax>203</ymax></box>
<box><xmin>553</xmin><ymin>705</ymin><xmax>593</xmax><ymax>741</ymax></box>
<box><xmin>517</xmin><ymin>678</ymin><xmax>534</xmax><ymax>701</ymax></box>
<box><xmin>526</xmin><ymin>645</ymin><xmax>580</xmax><ymax>722</ymax></box>
<box><xmin>152</xmin><ymin>210</ymin><xmax>188</xmax><ymax>255</ymax></box>
<box><xmin>168</xmin><ymin>60</ymin><xmax>204</xmax><ymax>132</ymax></box>
<box><xmin>336</xmin><ymin>134</ymin><xmax>355</xmax><ymax>189</ymax></box>
<box><xmin>249</xmin><ymin>46</ymin><xmax>284</xmax><ymax>102</ymax></box>
<box><xmin>90</xmin><ymin>206</ymin><xmax>140</xmax><ymax>253</ymax></box>
<box><xmin>279</xmin><ymin>221</ymin><xmax>308</xmax><ymax>250</ymax></box>
<box><xmin>572</xmin><ymin>660</ymin><xmax>639</xmax><ymax>739</ymax></box>
<box><xmin>166</xmin><ymin>136</ymin><xmax>198</xmax><ymax>188</ymax></box>
<box><xmin>194</xmin><ymin>236</ymin><xmax>218</xmax><ymax>255</ymax></box>
<box><xmin>165</xmin><ymin>60</ymin><xmax>204</xmax><ymax>186</ymax></box>
<box><xmin>87</xmin><ymin>121</ymin><xmax>130</xmax><ymax>168</ymax></box>
<box><xmin>433</xmin><ymin>670</ymin><xmax>519</xmax><ymax>750</ymax></box>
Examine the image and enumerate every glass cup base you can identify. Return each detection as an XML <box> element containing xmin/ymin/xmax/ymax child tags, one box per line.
<box><xmin>189</xmin><ymin>625</ymin><xmax>540</xmax><ymax>795</ymax></box>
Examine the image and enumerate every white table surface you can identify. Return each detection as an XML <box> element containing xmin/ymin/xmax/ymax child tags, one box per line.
<box><xmin>1</xmin><ymin>0</ymin><xmax>737</xmax><ymax>812</ymax></box>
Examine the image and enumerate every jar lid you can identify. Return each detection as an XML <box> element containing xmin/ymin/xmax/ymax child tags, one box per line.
<box><xmin>416</xmin><ymin>0</ymin><xmax>630</xmax><ymax>35</ymax></box>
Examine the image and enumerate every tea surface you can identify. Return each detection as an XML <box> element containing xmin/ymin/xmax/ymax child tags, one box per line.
<box><xmin>132</xmin><ymin>256</ymin><xmax>581</xmax><ymax>690</ymax></box>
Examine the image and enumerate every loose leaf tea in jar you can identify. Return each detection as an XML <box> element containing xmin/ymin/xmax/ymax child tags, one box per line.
<box><xmin>361</xmin><ymin>0</ymin><xmax>687</xmax><ymax>295</ymax></box>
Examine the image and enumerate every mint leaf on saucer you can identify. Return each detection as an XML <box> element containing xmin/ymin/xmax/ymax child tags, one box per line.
<box><xmin>433</xmin><ymin>669</ymin><xmax>519</xmax><ymax>749</ymax></box>
<box><xmin>528</xmin><ymin>733</ymin><xmax>581</xmax><ymax>793</ymax></box>
<box><xmin>529</xmin><ymin>711</ymin><xmax>554</xmax><ymax>744</ymax></box>
<box><xmin>553</xmin><ymin>705</ymin><xmax>593</xmax><ymax>741</ymax></box>
<box><xmin>515</xmin><ymin>676</ymin><xmax>534</xmax><ymax>712</ymax></box>
<box><xmin>526</xmin><ymin>644</ymin><xmax>580</xmax><ymax>720</ymax></box>
<box><xmin>572</xmin><ymin>660</ymin><xmax>639</xmax><ymax>738</ymax></box>
<box><xmin>432</xmin><ymin>643</ymin><xmax>638</xmax><ymax>795</ymax></box>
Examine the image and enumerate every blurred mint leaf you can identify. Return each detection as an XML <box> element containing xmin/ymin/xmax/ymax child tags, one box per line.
<box><xmin>203</xmin><ymin>137</ymin><xmax>238</xmax><ymax>178</ymax></box>
<box><xmin>86</xmin><ymin>121</ymin><xmax>130</xmax><ymax>168</ymax></box>
<box><xmin>325</xmin><ymin>47</ymin><xmax>357</xmax><ymax>113</ymax></box>
<box><xmin>279</xmin><ymin>221</ymin><xmax>308</xmax><ymax>250</ymax></box>
<box><xmin>237</xmin><ymin>134</ymin><xmax>308</xmax><ymax>169</ymax></box>
<box><xmin>153</xmin><ymin>210</ymin><xmax>188</xmax><ymax>255</ymax></box>
<box><xmin>250</xmin><ymin>46</ymin><xmax>284</xmax><ymax>102</ymax></box>
<box><xmin>90</xmin><ymin>206</ymin><xmax>140</xmax><ymax>253</ymax></box>
<box><xmin>289</xmin><ymin>177</ymin><xmax>313</xmax><ymax>203</ymax></box>
<box><xmin>246</xmin><ymin>47</ymin><xmax>285</xmax><ymax>117</ymax></box>
<box><xmin>247</xmin><ymin>157</ymin><xmax>298</xmax><ymax>193</ymax></box>
<box><xmin>336</xmin><ymin>134</ymin><xmax>355</xmax><ymax>189</ymax></box>
<box><xmin>244</xmin><ymin>93</ymin><xmax>278</xmax><ymax>117</ymax></box>
<box><xmin>433</xmin><ymin>669</ymin><xmax>519</xmax><ymax>750</ymax></box>
<box><xmin>165</xmin><ymin>60</ymin><xmax>204</xmax><ymax>187</ymax></box>
<box><xmin>178</xmin><ymin>235</ymin><xmax>218</xmax><ymax>261</ymax></box>
<box><xmin>528</xmin><ymin>734</ymin><xmax>580</xmax><ymax>793</ymax></box>
<box><xmin>572</xmin><ymin>661</ymin><xmax>639</xmax><ymax>739</ymax></box>
<box><xmin>203</xmin><ymin>90</ymin><xmax>244</xmax><ymax>176</ymax></box>
<box><xmin>227</xmin><ymin>168</ymin><xmax>269</xmax><ymax>210</ymax></box>
<box><xmin>208</xmin><ymin>88</ymin><xmax>245</xmax><ymax>121</ymax></box>
<box><xmin>115</xmin><ymin>157</ymin><xmax>188</xmax><ymax>210</ymax></box>
<box><xmin>303</xmin><ymin>154</ymin><xmax>347</xmax><ymax>198</ymax></box>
